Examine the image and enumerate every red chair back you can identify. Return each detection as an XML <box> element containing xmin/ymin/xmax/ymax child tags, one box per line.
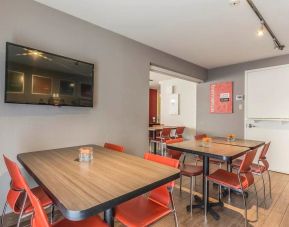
<box><xmin>175</xmin><ymin>127</ymin><xmax>185</xmax><ymax>138</ymax></box>
<box><xmin>259</xmin><ymin>142</ymin><xmax>271</xmax><ymax>170</ymax></box>
<box><xmin>144</xmin><ymin>153</ymin><xmax>179</xmax><ymax>207</ymax></box>
<box><xmin>3</xmin><ymin>155</ymin><xmax>28</xmax><ymax>213</ymax></box>
<box><xmin>195</xmin><ymin>134</ymin><xmax>207</xmax><ymax>140</ymax></box>
<box><xmin>104</xmin><ymin>143</ymin><xmax>125</xmax><ymax>153</ymax></box>
<box><xmin>166</xmin><ymin>138</ymin><xmax>184</xmax><ymax>160</ymax></box>
<box><xmin>160</xmin><ymin>128</ymin><xmax>172</xmax><ymax>139</ymax></box>
<box><xmin>239</xmin><ymin>149</ymin><xmax>258</xmax><ymax>187</ymax></box>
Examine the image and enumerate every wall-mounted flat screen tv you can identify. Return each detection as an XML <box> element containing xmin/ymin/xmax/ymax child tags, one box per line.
<box><xmin>5</xmin><ymin>42</ymin><xmax>94</xmax><ymax>107</ymax></box>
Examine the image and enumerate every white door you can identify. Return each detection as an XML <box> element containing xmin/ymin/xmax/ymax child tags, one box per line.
<box><xmin>245</xmin><ymin>64</ymin><xmax>289</xmax><ymax>174</ymax></box>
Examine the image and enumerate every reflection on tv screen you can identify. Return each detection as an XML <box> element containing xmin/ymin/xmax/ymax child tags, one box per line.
<box><xmin>5</xmin><ymin>43</ymin><xmax>94</xmax><ymax>107</ymax></box>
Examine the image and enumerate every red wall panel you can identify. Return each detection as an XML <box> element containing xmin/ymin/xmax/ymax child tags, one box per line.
<box><xmin>149</xmin><ymin>89</ymin><xmax>158</xmax><ymax>123</ymax></box>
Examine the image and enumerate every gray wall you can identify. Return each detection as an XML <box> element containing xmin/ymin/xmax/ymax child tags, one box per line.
<box><xmin>197</xmin><ymin>54</ymin><xmax>289</xmax><ymax>138</ymax></box>
<box><xmin>0</xmin><ymin>0</ymin><xmax>207</xmax><ymax>211</ymax></box>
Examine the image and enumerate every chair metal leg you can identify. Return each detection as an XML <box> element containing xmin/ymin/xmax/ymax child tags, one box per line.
<box><xmin>241</xmin><ymin>190</ymin><xmax>248</xmax><ymax>227</ymax></box>
<box><xmin>260</xmin><ymin>172</ymin><xmax>267</xmax><ymax>208</ymax></box>
<box><xmin>1</xmin><ymin>201</ymin><xmax>7</xmax><ymax>227</ymax></box>
<box><xmin>190</xmin><ymin>176</ymin><xmax>193</xmax><ymax>215</ymax></box>
<box><xmin>179</xmin><ymin>175</ymin><xmax>183</xmax><ymax>195</ymax></box>
<box><xmin>50</xmin><ymin>205</ymin><xmax>55</xmax><ymax>224</ymax></box>
<box><xmin>17</xmin><ymin>192</ymin><xmax>28</xmax><ymax>227</ymax></box>
<box><xmin>218</xmin><ymin>184</ymin><xmax>222</xmax><ymax>201</ymax></box>
<box><xmin>168</xmin><ymin>187</ymin><xmax>178</xmax><ymax>227</ymax></box>
<box><xmin>253</xmin><ymin>183</ymin><xmax>259</xmax><ymax>222</ymax></box>
<box><xmin>267</xmin><ymin>170</ymin><xmax>272</xmax><ymax>199</ymax></box>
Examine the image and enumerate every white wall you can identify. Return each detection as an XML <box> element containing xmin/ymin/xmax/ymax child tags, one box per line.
<box><xmin>160</xmin><ymin>78</ymin><xmax>197</xmax><ymax>140</ymax></box>
<box><xmin>0</xmin><ymin>0</ymin><xmax>207</xmax><ymax>212</ymax></box>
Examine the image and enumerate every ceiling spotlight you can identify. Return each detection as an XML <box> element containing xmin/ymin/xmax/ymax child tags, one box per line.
<box><xmin>257</xmin><ymin>21</ymin><xmax>265</xmax><ymax>37</ymax></box>
<box><xmin>229</xmin><ymin>0</ymin><xmax>240</xmax><ymax>6</ymax></box>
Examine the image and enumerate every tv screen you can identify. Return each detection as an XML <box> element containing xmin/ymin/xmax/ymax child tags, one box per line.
<box><xmin>5</xmin><ymin>43</ymin><xmax>94</xmax><ymax>107</ymax></box>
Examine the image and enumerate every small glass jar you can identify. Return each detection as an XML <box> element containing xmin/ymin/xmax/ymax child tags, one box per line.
<box><xmin>79</xmin><ymin>147</ymin><xmax>93</xmax><ymax>162</ymax></box>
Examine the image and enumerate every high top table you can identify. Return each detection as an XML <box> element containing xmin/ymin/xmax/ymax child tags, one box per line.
<box><xmin>167</xmin><ymin>140</ymin><xmax>250</xmax><ymax>220</ymax></box>
<box><xmin>211</xmin><ymin>136</ymin><xmax>265</xmax><ymax>149</ymax></box>
<box><xmin>17</xmin><ymin>145</ymin><xmax>180</xmax><ymax>227</ymax></box>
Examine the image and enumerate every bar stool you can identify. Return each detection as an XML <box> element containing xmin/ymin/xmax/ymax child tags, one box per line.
<box><xmin>150</xmin><ymin>128</ymin><xmax>172</xmax><ymax>155</ymax></box>
<box><xmin>206</xmin><ymin>149</ymin><xmax>259</xmax><ymax>227</ymax></box>
<box><xmin>174</xmin><ymin>127</ymin><xmax>185</xmax><ymax>138</ymax></box>
<box><xmin>232</xmin><ymin>142</ymin><xmax>271</xmax><ymax>207</ymax></box>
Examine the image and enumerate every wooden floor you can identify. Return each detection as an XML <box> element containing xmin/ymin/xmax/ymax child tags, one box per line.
<box><xmin>10</xmin><ymin>164</ymin><xmax>289</xmax><ymax>227</ymax></box>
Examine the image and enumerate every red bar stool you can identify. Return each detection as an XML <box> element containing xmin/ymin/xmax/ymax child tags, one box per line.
<box><xmin>104</xmin><ymin>142</ymin><xmax>125</xmax><ymax>152</ymax></box>
<box><xmin>174</xmin><ymin>127</ymin><xmax>185</xmax><ymax>138</ymax></box>
<box><xmin>206</xmin><ymin>149</ymin><xmax>259</xmax><ymax>227</ymax></box>
<box><xmin>150</xmin><ymin>128</ymin><xmax>172</xmax><ymax>155</ymax></box>
<box><xmin>232</xmin><ymin>142</ymin><xmax>271</xmax><ymax>207</ymax></box>
<box><xmin>115</xmin><ymin>153</ymin><xmax>179</xmax><ymax>227</ymax></box>
<box><xmin>1</xmin><ymin>155</ymin><xmax>53</xmax><ymax>227</ymax></box>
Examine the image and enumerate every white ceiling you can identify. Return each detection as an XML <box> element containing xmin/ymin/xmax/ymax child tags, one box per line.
<box><xmin>35</xmin><ymin>0</ymin><xmax>289</xmax><ymax>69</ymax></box>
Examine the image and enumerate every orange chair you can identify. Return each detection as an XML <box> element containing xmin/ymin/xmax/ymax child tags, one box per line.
<box><xmin>104</xmin><ymin>142</ymin><xmax>125</xmax><ymax>152</ymax></box>
<box><xmin>14</xmin><ymin>164</ymin><xmax>108</xmax><ymax>227</ymax></box>
<box><xmin>115</xmin><ymin>153</ymin><xmax>179</xmax><ymax>227</ymax></box>
<box><xmin>232</xmin><ymin>142</ymin><xmax>272</xmax><ymax>207</ymax></box>
<box><xmin>1</xmin><ymin>155</ymin><xmax>53</xmax><ymax>227</ymax></box>
<box><xmin>206</xmin><ymin>149</ymin><xmax>259</xmax><ymax>226</ymax></box>
<box><xmin>166</xmin><ymin>144</ymin><xmax>203</xmax><ymax>215</ymax></box>
<box><xmin>174</xmin><ymin>127</ymin><xmax>185</xmax><ymax>138</ymax></box>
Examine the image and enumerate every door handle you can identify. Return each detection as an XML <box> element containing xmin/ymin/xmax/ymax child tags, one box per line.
<box><xmin>248</xmin><ymin>124</ymin><xmax>256</xmax><ymax>128</ymax></box>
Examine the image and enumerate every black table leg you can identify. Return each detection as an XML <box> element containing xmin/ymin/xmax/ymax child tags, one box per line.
<box><xmin>153</xmin><ymin>131</ymin><xmax>157</xmax><ymax>154</ymax></box>
<box><xmin>186</xmin><ymin>156</ymin><xmax>223</xmax><ymax>220</ymax></box>
<box><xmin>104</xmin><ymin>208</ymin><xmax>114</xmax><ymax>227</ymax></box>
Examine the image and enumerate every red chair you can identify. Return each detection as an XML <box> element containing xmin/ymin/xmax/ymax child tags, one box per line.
<box><xmin>166</xmin><ymin>138</ymin><xmax>184</xmax><ymax>160</ymax></box>
<box><xmin>206</xmin><ymin>149</ymin><xmax>259</xmax><ymax>226</ymax></box>
<box><xmin>115</xmin><ymin>153</ymin><xmax>179</xmax><ymax>227</ymax></box>
<box><xmin>166</xmin><ymin>145</ymin><xmax>203</xmax><ymax>215</ymax></box>
<box><xmin>174</xmin><ymin>127</ymin><xmax>185</xmax><ymax>138</ymax></box>
<box><xmin>104</xmin><ymin>142</ymin><xmax>125</xmax><ymax>152</ymax></box>
<box><xmin>150</xmin><ymin>128</ymin><xmax>172</xmax><ymax>155</ymax></box>
<box><xmin>194</xmin><ymin>134</ymin><xmax>224</xmax><ymax>168</ymax></box>
<box><xmin>232</xmin><ymin>142</ymin><xmax>271</xmax><ymax>207</ymax></box>
<box><xmin>18</xmin><ymin>167</ymin><xmax>108</xmax><ymax>227</ymax></box>
<box><xmin>1</xmin><ymin>155</ymin><xmax>53</xmax><ymax>227</ymax></box>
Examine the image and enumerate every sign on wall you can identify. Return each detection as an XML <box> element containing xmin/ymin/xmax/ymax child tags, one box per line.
<box><xmin>210</xmin><ymin>81</ymin><xmax>233</xmax><ymax>113</ymax></box>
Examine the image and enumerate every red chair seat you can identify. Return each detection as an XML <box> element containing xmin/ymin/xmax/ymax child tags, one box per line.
<box><xmin>180</xmin><ymin>164</ymin><xmax>203</xmax><ymax>177</ymax></box>
<box><xmin>207</xmin><ymin>169</ymin><xmax>252</xmax><ymax>190</ymax></box>
<box><xmin>20</xmin><ymin>186</ymin><xmax>52</xmax><ymax>214</ymax></box>
<box><xmin>53</xmin><ymin>216</ymin><xmax>107</xmax><ymax>227</ymax></box>
<box><xmin>115</xmin><ymin>196</ymin><xmax>171</xmax><ymax>227</ymax></box>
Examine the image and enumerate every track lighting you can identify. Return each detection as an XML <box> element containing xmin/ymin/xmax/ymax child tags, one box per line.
<box><xmin>257</xmin><ymin>21</ymin><xmax>265</xmax><ymax>37</ymax></box>
<box><xmin>230</xmin><ymin>0</ymin><xmax>285</xmax><ymax>50</ymax></box>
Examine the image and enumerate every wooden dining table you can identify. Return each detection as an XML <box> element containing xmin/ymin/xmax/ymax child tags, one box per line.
<box><xmin>211</xmin><ymin>136</ymin><xmax>265</xmax><ymax>149</ymax></box>
<box><xmin>167</xmin><ymin>140</ymin><xmax>250</xmax><ymax>220</ymax></box>
<box><xmin>17</xmin><ymin>145</ymin><xmax>180</xmax><ymax>227</ymax></box>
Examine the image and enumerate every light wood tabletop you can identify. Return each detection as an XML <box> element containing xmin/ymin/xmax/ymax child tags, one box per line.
<box><xmin>166</xmin><ymin>140</ymin><xmax>250</xmax><ymax>161</ymax></box>
<box><xmin>17</xmin><ymin>145</ymin><xmax>180</xmax><ymax>222</ymax></box>
<box><xmin>211</xmin><ymin>137</ymin><xmax>265</xmax><ymax>149</ymax></box>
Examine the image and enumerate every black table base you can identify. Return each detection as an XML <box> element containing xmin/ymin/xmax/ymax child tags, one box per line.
<box><xmin>186</xmin><ymin>195</ymin><xmax>224</xmax><ymax>220</ymax></box>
